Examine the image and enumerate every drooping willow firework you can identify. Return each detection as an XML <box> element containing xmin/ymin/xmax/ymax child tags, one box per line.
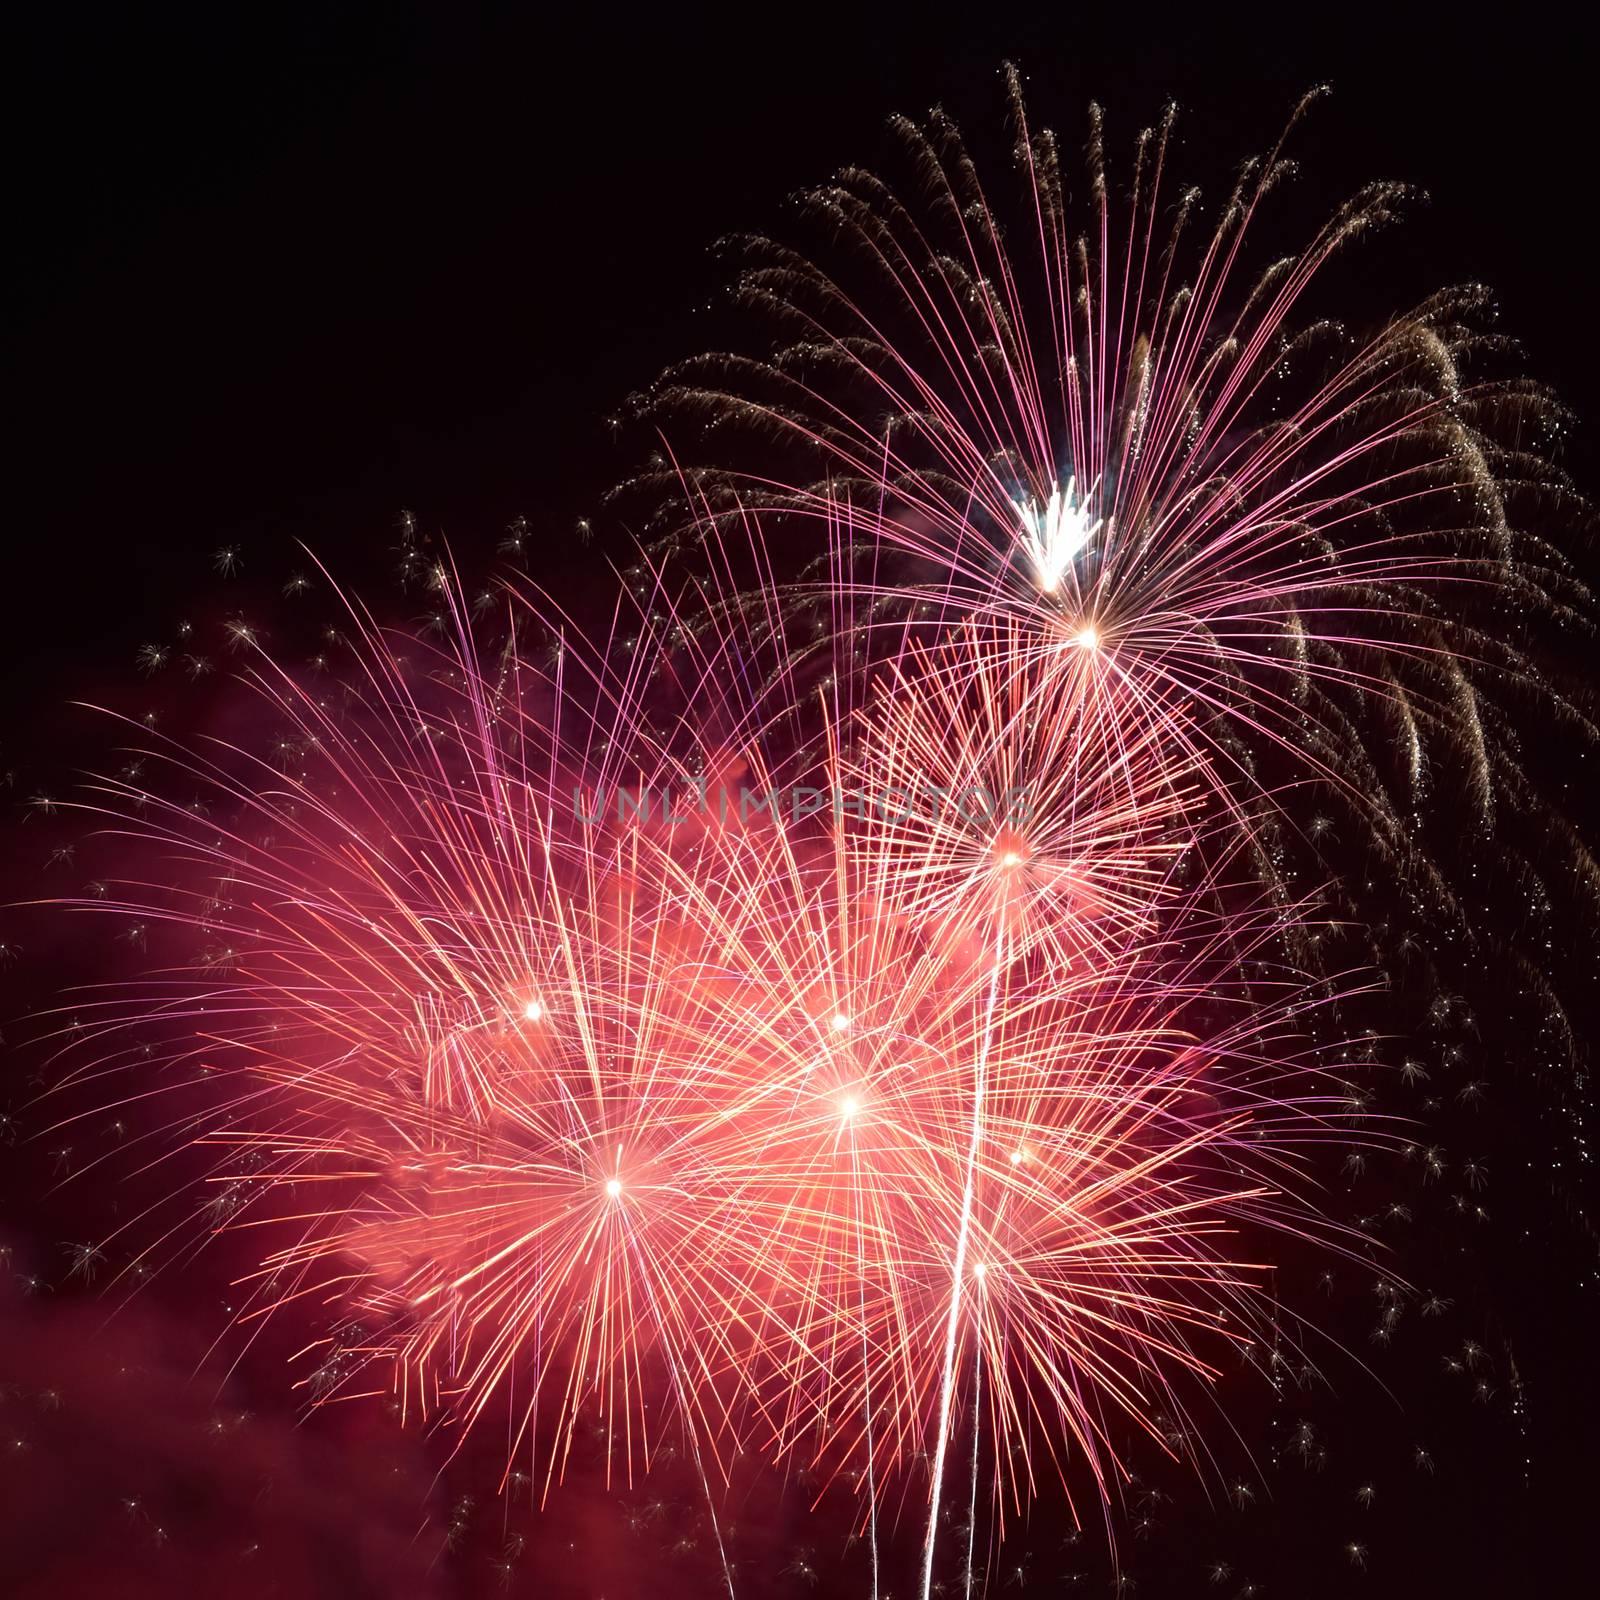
<box><xmin>35</xmin><ymin>69</ymin><xmax>1591</xmax><ymax>1597</ymax></box>
<box><xmin>617</xmin><ymin>68</ymin><xmax>1597</xmax><ymax>996</ymax></box>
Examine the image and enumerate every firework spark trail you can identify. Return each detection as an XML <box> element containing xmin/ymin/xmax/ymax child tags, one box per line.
<box><xmin>627</xmin><ymin>1210</ymin><xmax>741</xmax><ymax>1600</ymax></box>
<box><xmin>921</xmin><ymin>915</ymin><xmax>1004</xmax><ymax>1600</ymax></box>
<box><xmin>848</xmin><ymin>1126</ymin><xmax>882</xmax><ymax>1600</ymax></box>
<box><xmin>965</xmin><ymin>1326</ymin><xmax>982</xmax><ymax>1600</ymax></box>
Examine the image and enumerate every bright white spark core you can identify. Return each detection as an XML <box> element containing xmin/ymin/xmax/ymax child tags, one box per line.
<box><xmin>605</xmin><ymin>1178</ymin><xmax>622</xmax><ymax>1199</ymax></box>
<box><xmin>1011</xmin><ymin>474</ymin><xmax>1101</xmax><ymax>593</ymax></box>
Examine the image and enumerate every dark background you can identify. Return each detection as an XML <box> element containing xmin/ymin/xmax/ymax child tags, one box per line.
<box><xmin>3</xmin><ymin>5</ymin><xmax>1596</xmax><ymax>1595</ymax></box>
<box><xmin>7</xmin><ymin>4</ymin><xmax>1599</xmax><ymax>714</ymax></box>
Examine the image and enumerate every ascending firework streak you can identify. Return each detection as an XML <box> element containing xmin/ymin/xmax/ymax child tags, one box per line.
<box><xmin>42</xmin><ymin>69</ymin><xmax>1584</xmax><ymax>1595</ymax></box>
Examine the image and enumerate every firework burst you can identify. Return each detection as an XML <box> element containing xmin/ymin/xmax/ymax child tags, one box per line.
<box><xmin>33</xmin><ymin>68</ymin><xmax>1589</xmax><ymax>1598</ymax></box>
<box><xmin>620</xmin><ymin>67</ymin><xmax>1594</xmax><ymax>971</ymax></box>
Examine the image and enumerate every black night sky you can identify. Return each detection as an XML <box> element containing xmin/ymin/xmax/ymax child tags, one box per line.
<box><xmin>3</xmin><ymin>6</ymin><xmax>1598</xmax><ymax>1596</ymax></box>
